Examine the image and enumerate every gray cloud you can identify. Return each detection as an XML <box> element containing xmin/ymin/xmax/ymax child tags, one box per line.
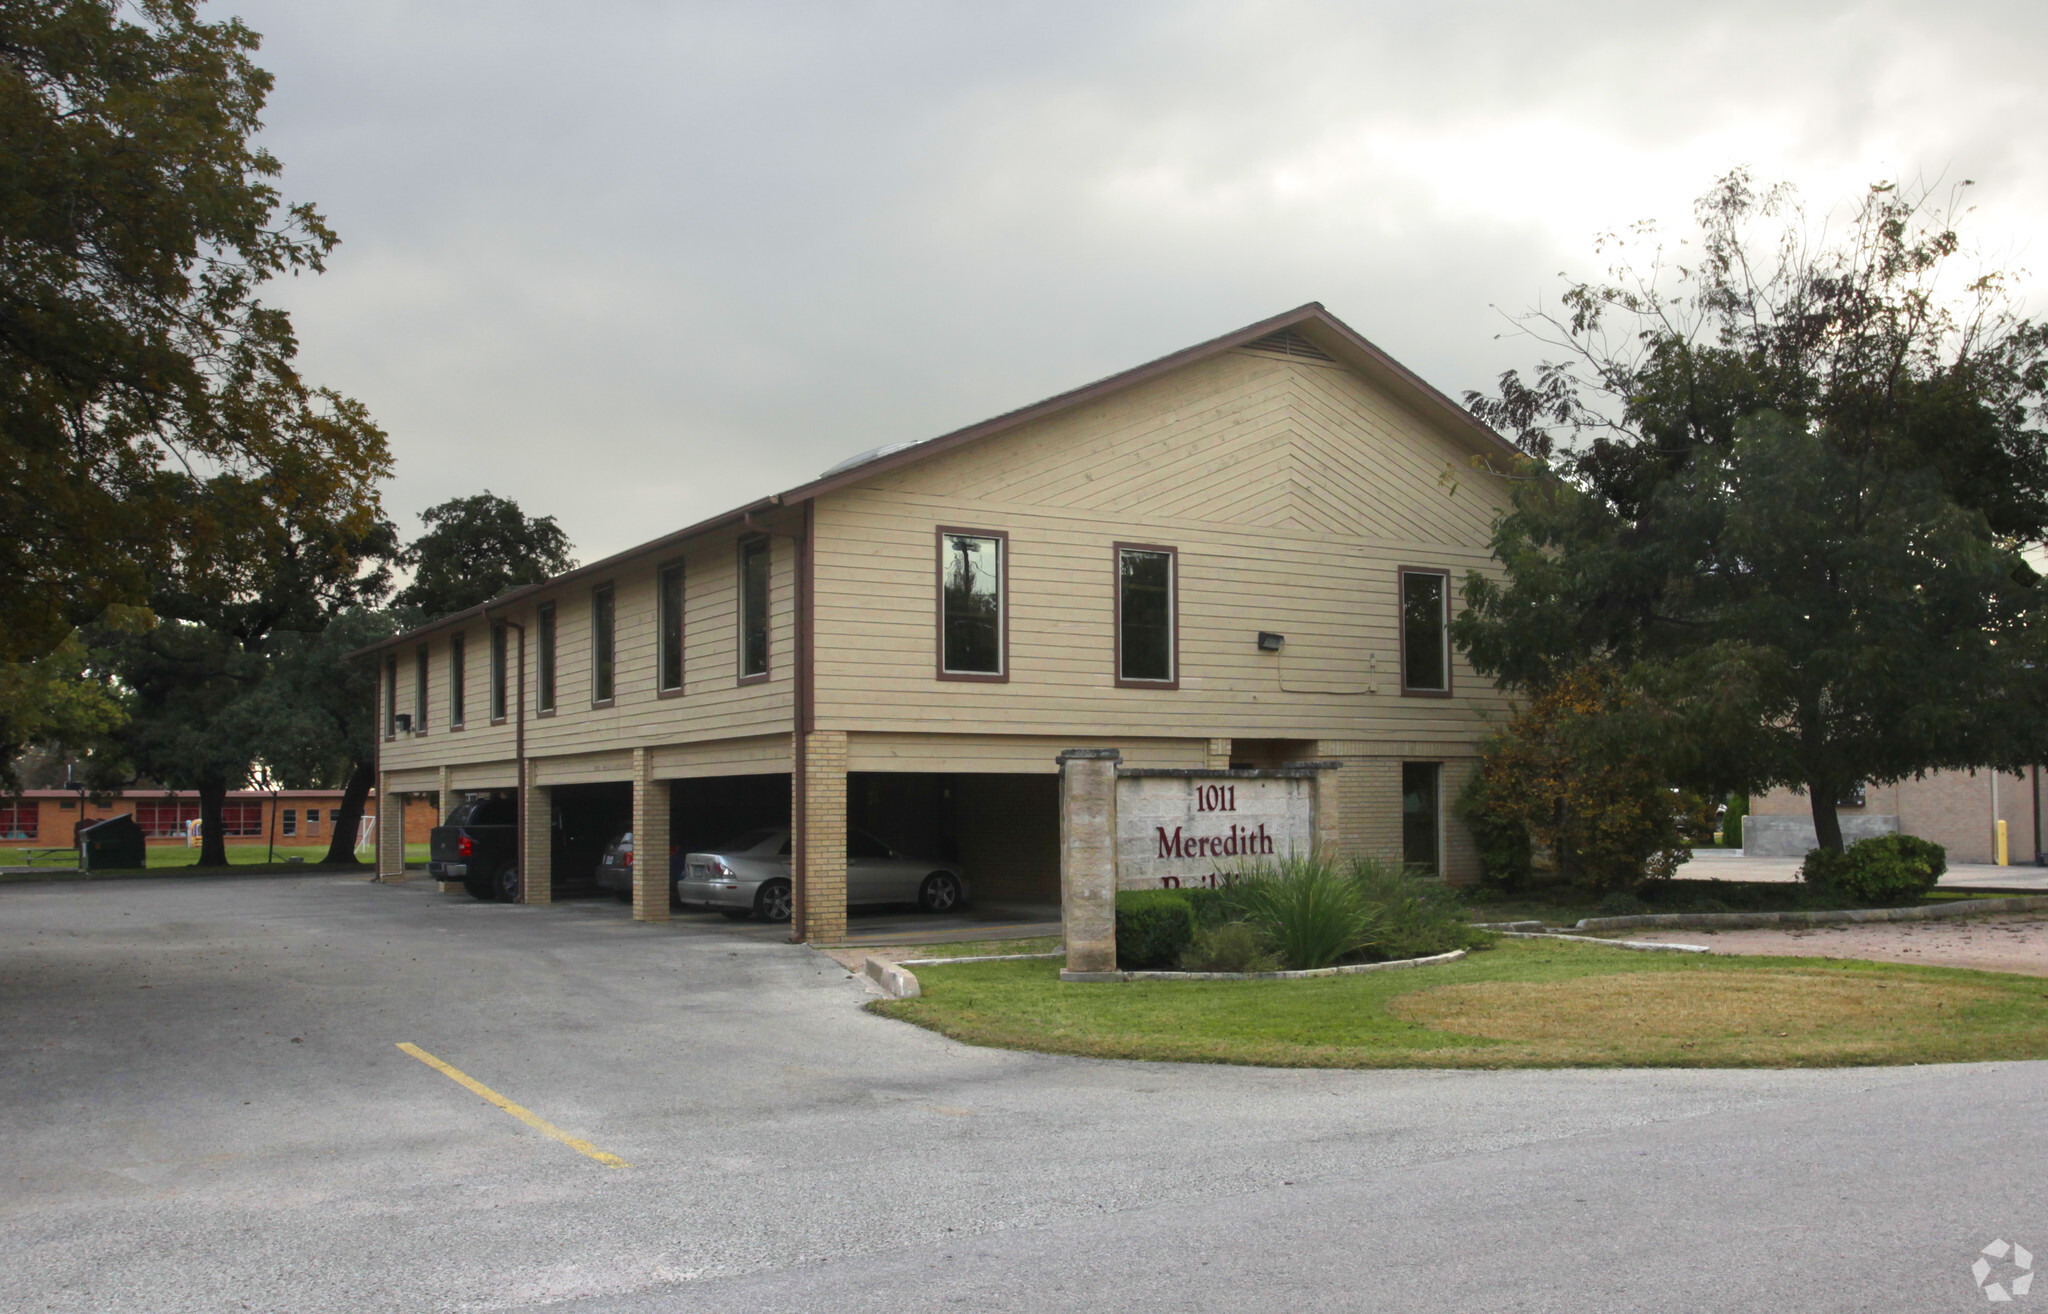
<box><xmin>230</xmin><ymin>0</ymin><xmax>2048</xmax><ymax>560</ymax></box>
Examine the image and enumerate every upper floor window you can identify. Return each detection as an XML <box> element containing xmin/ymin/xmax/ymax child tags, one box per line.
<box><xmin>384</xmin><ymin>654</ymin><xmax>399</xmax><ymax>738</ymax></box>
<box><xmin>658</xmin><ymin>563</ymin><xmax>685</xmax><ymax>693</ymax></box>
<box><xmin>938</xmin><ymin>529</ymin><xmax>1005</xmax><ymax>679</ymax></box>
<box><xmin>1115</xmin><ymin>544</ymin><xmax>1176</xmax><ymax>687</ymax></box>
<box><xmin>740</xmin><ymin>537</ymin><xmax>770</xmax><ymax>681</ymax></box>
<box><xmin>537</xmin><ymin>604</ymin><xmax>557</xmax><ymax>712</ymax></box>
<box><xmin>1400</xmin><ymin>568</ymin><xmax>1450</xmax><ymax>695</ymax></box>
<box><xmin>591</xmin><ymin>584</ymin><xmax>616</xmax><ymax>704</ymax></box>
<box><xmin>449</xmin><ymin>633</ymin><xmax>466</xmax><ymax>728</ymax></box>
<box><xmin>489</xmin><ymin>624</ymin><xmax>508</xmax><ymax>722</ymax></box>
<box><xmin>413</xmin><ymin>645</ymin><xmax>429</xmax><ymax>734</ymax></box>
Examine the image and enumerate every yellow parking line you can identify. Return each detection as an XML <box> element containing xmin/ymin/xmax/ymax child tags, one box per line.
<box><xmin>396</xmin><ymin>1043</ymin><xmax>630</xmax><ymax>1168</ymax></box>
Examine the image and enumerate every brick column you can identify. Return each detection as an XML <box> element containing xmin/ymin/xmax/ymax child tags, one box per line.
<box><xmin>1057</xmin><ymin>748</ymin><xmax>1121</xmax><ymax>980</ymax></box>
<box><xmin>798</xmin><ymin>731</ymin><xmax>848</xmax><ymax>943</ymax></box>
<box><xmin>376</xmin><ymin>775</ymin><xmax>408</xmax><ymax>881</ymax></box>
<box><xmin>1440</xmin><ymin>757</ymin><xmax>1482</xmax><ymax>886</ymax></box>
<box><xmin>521</xmin><ymin>770</ymin><xmax>552</xmax><ymax>905</ymax></box>
<box><xmin>1311</xmin><ymin>762</ymin><xmax>1343</xmax><ymax>856</ymax></box>
<box><xmin>1205</xmin><ymin>738</ymin><xmax>1233</xmax><ymax>769</ymax></box>
<box><xmin>632</xmin><ymin>748</ymin><xmax>670</xmax><ymax>922</ymax></box>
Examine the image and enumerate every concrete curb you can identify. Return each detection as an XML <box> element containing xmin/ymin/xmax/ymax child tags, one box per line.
<box><xmin>862</xmin><ymin>956</ymin><xmax>921</xmax><ymax>999</ymax></box>
<box><xmin>1059</xmin><ymin>947</ymin><xmax>1467</xmax><ymax>983</ymax></box>
<box><xmin>1498</xmin><ymin>931</ymin><xmax>1711</xmax><ymax>954</ymax></box>
<box><xmin>897</xmin><ymin>950</ymin><xmax>1065</xmax><ymax>966</ymax></box>
<box><xmin>1571</xmin><ymin>894</ymin><xmax>2048</xmax><ymax>934</ymax></box>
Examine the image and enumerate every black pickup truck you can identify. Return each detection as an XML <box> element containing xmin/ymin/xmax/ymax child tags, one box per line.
<box><xmin>429</xmin><ymin>795</ymin><xmax>519</xmax><ymax>901</ymax></box>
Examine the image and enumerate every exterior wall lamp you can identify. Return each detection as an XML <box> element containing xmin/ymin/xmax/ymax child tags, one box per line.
<box><xmin>1257</xmin><ymin>631</ymin><xmax>1285</xmax><ymax>652</ymax></box>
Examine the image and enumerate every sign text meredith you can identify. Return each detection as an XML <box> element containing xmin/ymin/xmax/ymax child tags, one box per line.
<box><xmin>1116</xmin><ymin>772</ymin><xmax>1316</xmax><ymax>890</ymax></box>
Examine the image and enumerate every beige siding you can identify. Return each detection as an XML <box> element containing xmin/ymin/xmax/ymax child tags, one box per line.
<box><xmin>845</xmin><ymin>732</ymin><xmax>1207</xmax><ymax>774</ymax></box>
<box><xmin>810</xmin><ymin>349</ymin><xmax>1515</xmax><ymax>743</ymax></box>
<box><xmin>374</xmin><ymin>526</ymin><xmax>800</xmax><ymax>780</ymax></box>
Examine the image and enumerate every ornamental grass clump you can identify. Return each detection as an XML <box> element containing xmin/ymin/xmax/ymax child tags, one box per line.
<box><xmin>1177</xmin><ymin>921</ymin><xmax>1283</xmax><ymax>974</ymax></box>
<box><xmin>1225</xmin><ymin>855</ymin><xmax>1380</xmax><ymax>970</ymax></box>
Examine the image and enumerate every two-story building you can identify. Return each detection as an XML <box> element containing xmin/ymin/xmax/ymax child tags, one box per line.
<box><xmin>363</xmin><ymin>303</ymin><xmax>1522</xmax><ymax>941</ymax></box>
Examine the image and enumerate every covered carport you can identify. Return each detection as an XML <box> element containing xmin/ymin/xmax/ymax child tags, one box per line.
<box><xmin>848</xmin><ymin>771</ymin><xmax>1059</xmax><ymax>910</ymax></box>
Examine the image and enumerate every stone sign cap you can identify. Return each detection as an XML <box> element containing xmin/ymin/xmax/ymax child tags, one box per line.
<box><xmin>1057</xmin><ymin>748</ymin><xmax>1124</xmax><ymax>762</ymax></box>
<box><xmin>1118</xmin><ymin>761</ymin><xmax>1344</xmax><ymax>779</ymax></box>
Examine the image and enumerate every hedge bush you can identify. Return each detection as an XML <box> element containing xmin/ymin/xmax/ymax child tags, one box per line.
<box><xmin>1114</xmin><ymin>890</ymin><xmax>1197</xmax><ymax>968</ymax></box>
<box><xmin>1800</xmin><ymin>834</ymin><xmax>1947</xmax><ymax>905</ymax></box>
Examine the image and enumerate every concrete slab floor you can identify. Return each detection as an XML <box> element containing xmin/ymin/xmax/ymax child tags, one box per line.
<box><xmin>1</xmin><ymin>874</ymin><xmax>2042</xmax><ymax>1313</ymax></box>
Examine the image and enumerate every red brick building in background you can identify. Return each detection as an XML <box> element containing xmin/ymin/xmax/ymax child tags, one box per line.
<box><xmin>0</xmin><ymin>789</ymin><xmax>435</xmax><ymax>849</ymax></box>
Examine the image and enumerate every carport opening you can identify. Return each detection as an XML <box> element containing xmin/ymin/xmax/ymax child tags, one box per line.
<box><xmin>849</xmin><ymin>771</ymin><xmax>1058</xmax><ymax>910</ymax></box>
<box><xmin>669</xmin><ymin>774</ymin><xmax>791</xmax><ymax>855</ymax></box>
<box><xmin>550</xmin><ymin>782</ymin><xmax>633</xmax><ymax>896</ymax></box>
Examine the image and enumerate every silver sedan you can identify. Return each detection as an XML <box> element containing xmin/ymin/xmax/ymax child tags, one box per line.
<box><xmin>675</xmin><ymin>827</ymin><xmax>967</xmax><ymax>922</ymax></box>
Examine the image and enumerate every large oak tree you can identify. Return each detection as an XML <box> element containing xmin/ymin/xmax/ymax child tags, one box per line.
<box><xmin>1457</xmin><ymin>173</ymin><xmax>2048</xmax><ymax>852</ymax></box>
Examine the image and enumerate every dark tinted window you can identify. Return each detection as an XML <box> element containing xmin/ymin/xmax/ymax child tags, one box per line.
<box><xmin>740</xmin><ymin>538</ymin><xmax>769</xmax><ymax>677</ymax></box>
<box><xmin>489</xmin><ymin>625</ymin><xmax>508</xmax><ymax>720</ymax></box>
<box><xmin>659</xmin><ymin>564</ymin><xmax>684</xmax><ymax>691</ymax></box>
<box><xmin>1401</xmin><ymin>570</ymin><xmax>1448</xmax><ymax>692</ymax></box>
<box><xmin>537</xmin><ymin>604</ymin><xmax>556</xmax><ymax>712</ymax></box>
<box><xmin>1118</xmin><ymin>548</ymin><xmax>1174</xmax><ymax>683</ymax></box>
<box><xmin>449</xmin><ymin>633</ymin><xmax>466</xmax><ymax>727</ymax></box>
<box><xmin>940</xmin><ymin>533</ymin><xmax>1002</xmax><ymax>675</ymax></box>
<box><xmin>1402</xmin><ymin>762</ymin><xmax>1440</xmax><ymax>874</ymax></box>
<box><xmin>592</xmin><ymin>585</ymin><xmax>616</xmax><ymax>702</ymax></box>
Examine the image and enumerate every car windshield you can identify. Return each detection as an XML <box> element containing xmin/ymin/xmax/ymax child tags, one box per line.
<box><xmin>715</xmin><ymin>828</ymin><xmax>782</xmax><ymax>854</ymax></box>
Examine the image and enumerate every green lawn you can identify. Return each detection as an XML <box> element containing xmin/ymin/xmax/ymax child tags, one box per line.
<box><xmin>1</xmin><ymin>843</ymin><xmax>427</xmax><ymax>874</ymax></box>
<box><xmin>874</xmin><ymin>938</ymin><xmax>2048</xmax><ymax>1069</ymax></box>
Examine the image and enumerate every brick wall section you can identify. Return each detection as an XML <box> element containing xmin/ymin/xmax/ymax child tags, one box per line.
<box><xmin>955</xmin><ymin>774</ymin><xmax>1059</xmax><ymax>904</ymax></box>
<box><xmin>1438</xmin><ymin>756</ymin><xmax>1482</xmax><ymax>886</ymax></box>
<box><xmin>801</xmin><ymin>731</ymin><xmax>848</xmax><ymax>943</ymax></box>
<box><xmin>1751</xmin><ymin>767</ymin><xmax>2043</xmax><ymax>864</ymax></box>
<box><xmin>1205</xmin><ymin>738</ymin><xmax>1232</xmax><ymax>769</ymax></box>
<box><xmin>522</xmin><ymin>777</ymin><xmax>552</xmax><ymax>904</ymax></box>
<box><xmin>376</xmin><ymin>774</ymin><xmax>407</xmax><ymax>880</ymax></box>
<box><xmin>1329</xmin><ymin>753</ymin><xmax>1403</xmax><ymax>866</ymax></box>
<box><xmin>632</xmin><ymin>749</ymin><xmax>670</xmax><ymax>922</ymax></box>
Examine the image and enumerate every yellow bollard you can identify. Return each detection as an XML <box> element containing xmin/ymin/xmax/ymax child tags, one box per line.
<box><xmin>1996</xmin><ymin>819</ymin><xmax>2009</xmax><ymax>867</ymax></box>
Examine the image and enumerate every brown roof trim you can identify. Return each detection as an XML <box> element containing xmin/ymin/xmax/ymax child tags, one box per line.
<box><xmin>354</xmin><ymin>303</ymin><xmax>1510</xmax><ymax>659</ymax></box>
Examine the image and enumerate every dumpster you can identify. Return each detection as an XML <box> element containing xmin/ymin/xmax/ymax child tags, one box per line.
<box><xmin>77</xmin><ymin>815</ymin><xmax>147</xmax><ymax>871</ymax></box>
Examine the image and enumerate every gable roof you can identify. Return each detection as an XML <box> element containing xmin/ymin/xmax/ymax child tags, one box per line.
<box><xmin>361</xmin><ymin>302</ymin><xmax>1512</xmax><ymax>654</ymax></box>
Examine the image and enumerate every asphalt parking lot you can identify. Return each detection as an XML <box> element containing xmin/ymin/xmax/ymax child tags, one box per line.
<box><xmin>2</xmin><ymin>874</ymin><xmax>2044</xmax><ymax>1312</ymax></box>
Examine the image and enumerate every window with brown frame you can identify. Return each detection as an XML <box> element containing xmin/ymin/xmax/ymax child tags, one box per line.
<box><xmin>1399</xmin><ymin>568</ymin><xmax>1451</xmax><ymax>695</ymax></box>
<box><xmin>658</xmin><ymin>563</ymin><xmax>685</xmax><ymax>693</ymax></box>
<box><xmin>383</xmin><ymin>654</ymin><xmax>399</xmax><ymax>737</ymax></box>
<box><xmin>449</xmin><ymin>633</ymin><xmax>466</xmax><ymax>728</ymax></box>
<box><xmin>413</xmin><ymin>645</ymin><xmax>430</xmax><ymax>734</ymax></box>
<box><xmin>739</xmin><ymin>537</ymin><xmax>770</xmax><ymax>681</ymax></box>
<box><xmin>937</xmin><ymin>528</ymin><xmax>1005</xmax><ymax>680</ymax></box>
<box><xmin>537</xmin><ymin>604</ymin><xmax>556</xmax><ymax>712</ymax></box>
<box><xmin>1115</xmin><ymin>543</ymin><xmax>1177</xmax><ymax>687</ymax></box>
<box><xmin>489</xmin><ymin>624</ymin><xmax>509</xmax><ymax>722</ymax></box>
<box><xmin>591</xmin><ymin>583</ymin><xmax>616</xmax><ymax>704</ymax></box>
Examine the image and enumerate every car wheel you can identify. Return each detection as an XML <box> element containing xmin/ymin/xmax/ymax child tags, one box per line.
<box><xmin>461</xmin><ymin>875</ymin><xmax>494</xmax><ymax>901</ymax></box>
<box><xmin>754</xmin><ymin>878</ymin><xmax>793</xmax><ymax>923</ymax></box>
<box><xmin>719</xmin><ymin>908</ymin><xmax>753</xmax><ymax>921</ymax></box>
<box><xmin>494</xmin><ymin>864</ymin><xmax>522</xmax><ymax>903</ymax></box>
<box><xmin>918</xmin><ymin>872</ymin><xmax>963</xmax><ymax>913</ymax></box>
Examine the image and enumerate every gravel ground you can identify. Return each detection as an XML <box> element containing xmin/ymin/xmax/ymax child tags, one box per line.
<box><xmin>1633</xmin><ymin>914</ymin><xmax>2048</xmax><ymax>976</ymax></box>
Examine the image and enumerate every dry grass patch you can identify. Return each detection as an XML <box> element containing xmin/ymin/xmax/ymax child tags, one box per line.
<box><xmin>1389</xmin><ymin>971</ymin><xmax>2012</xmax><ymax>1065</ymax></box>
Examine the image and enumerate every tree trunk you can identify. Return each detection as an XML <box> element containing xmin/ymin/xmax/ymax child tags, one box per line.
<box><xmin>197</xmin><ymin>775</ymin><xmax>230</xmax><ymax>868</ymax></box>
<box><xmin>1808</xmin><ymin>783</ymin><xmax>1844</xmax><ymax>853</ymax></box>
<box><xmin>322</xmin><ymin>760</ymin><xmax>373</xmax><ymax>866</ymax></box>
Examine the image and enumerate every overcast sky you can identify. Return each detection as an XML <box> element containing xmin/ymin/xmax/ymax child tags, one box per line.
<box><xmin>229</xmin><ymin>0</ymin><xmax>2048</xmax><ymax>564</ymax></box>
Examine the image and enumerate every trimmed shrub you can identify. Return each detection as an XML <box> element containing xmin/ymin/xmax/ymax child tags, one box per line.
<box><xmin>1347</xmin><ymin>856</ymin><xmax>1498</xmax><ymax>960</ymax></box>
<box><xmin>1800</xmin><ymin>834</ymin><xmax>1946</xmax><ymax>905</ymax></box>
<box><xmin>1178</xmin><ymin>922</ymin><xmax>1282</xmax><ymax>974</ymax></box>
<box><xmin>1596</xmin><ymin>889</ymin><xmax>1649</xmax><ymax>917</ymax></box>
<box><xmin>1114</xmin><ymin>890</ymin><xmax>1196</xmax><ymax>969</ymax></box>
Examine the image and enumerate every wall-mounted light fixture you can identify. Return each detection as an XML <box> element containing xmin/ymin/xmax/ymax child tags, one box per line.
<box><xmin>1257</xmin><ymin>631</ymin><xmax>1285</xmax><ymax>652</ymax></box>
